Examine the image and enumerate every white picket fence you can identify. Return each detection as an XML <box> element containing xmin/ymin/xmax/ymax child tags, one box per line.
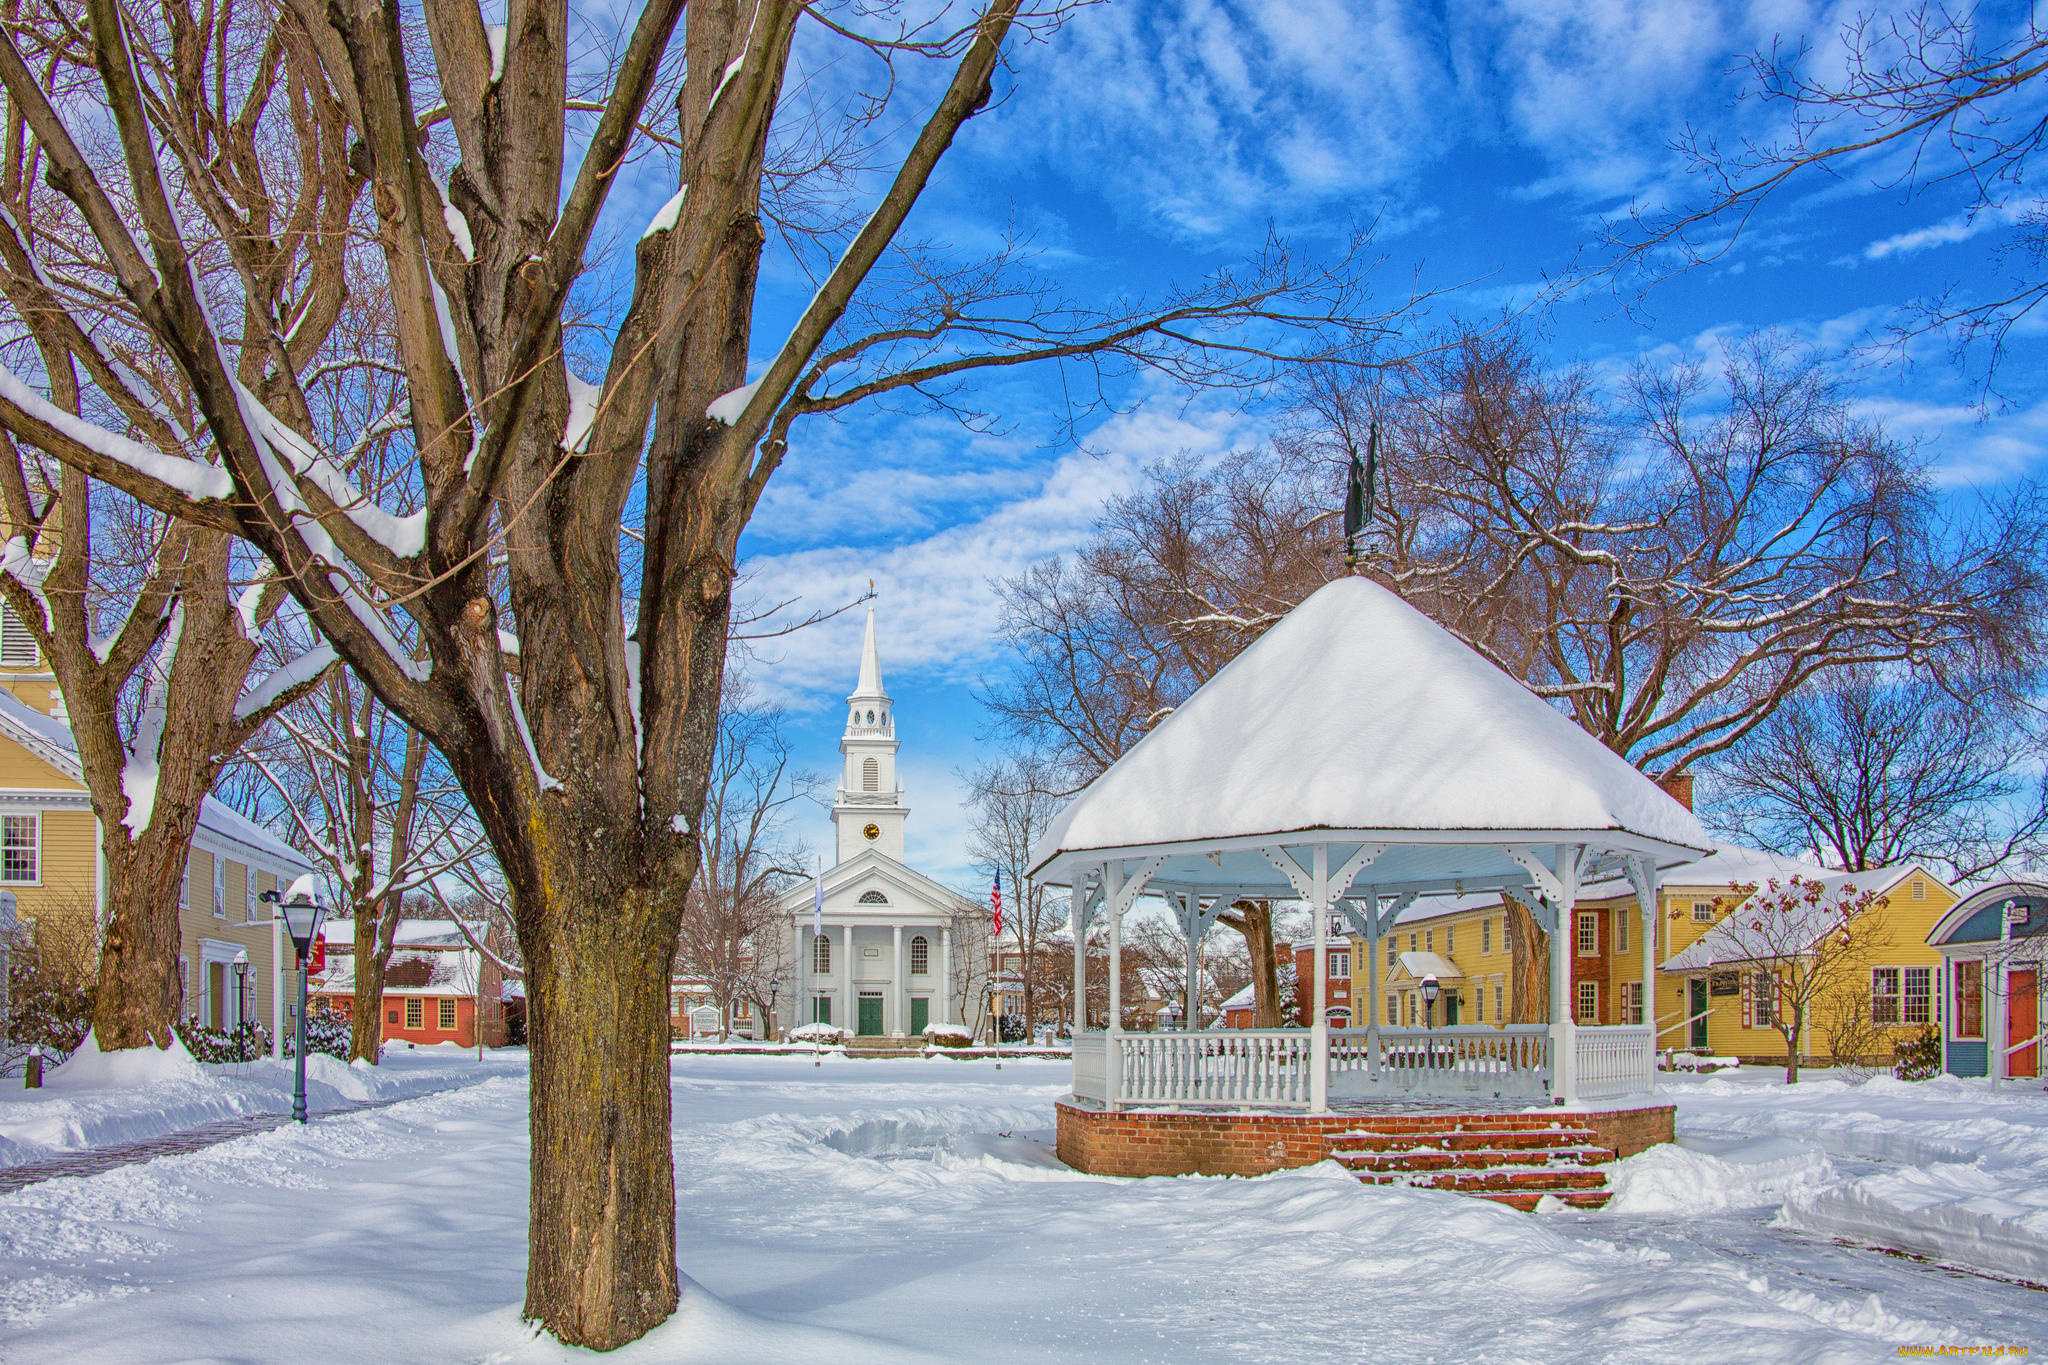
<box><xmin>1572</xmin><ymin>1024</ymin><xmax>1656</xmax><ymax>1101</ymax></box>
<box><xmin>1115</xmin><ymin>1029</ymin><xmax>1315</xmax><ymax>1107</ymax></box>
<box><xmin>1329</xmin><ymin>1025</ymin><xmax>1551</xmax><ymax>1101</ymax></box>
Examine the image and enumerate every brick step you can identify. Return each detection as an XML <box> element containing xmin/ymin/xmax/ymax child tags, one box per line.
<box><xmin>1475</xmin><ymin>1189</ymin><xmax>1612</xmax><ymax>1212</ymax></box>
<box><xmin>1330</xmin><ymin>1144</ymin><xmax>1610</xmax><ymax>1172</ymax></box>
<box><xmin>1328</xmin><ymin>1128</ymin><xmax>1600</xmax><ymax>1153</ymax></box>
<box><xmin>1355</xmin><ymin>1164</ymin><xmax>1609</xmax><ymax>1193</ymax></box>
<box><xmin>1325</xmin><ymin>1119</ymin><xmax>1595</xmax><ymax>1138</ymax></box>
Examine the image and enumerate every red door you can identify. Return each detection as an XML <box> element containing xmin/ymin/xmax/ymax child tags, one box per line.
<box><xmin>2011</xmin><ymin>970</ymin><xmax>2039</xmax><ymax>1079</ymax></box>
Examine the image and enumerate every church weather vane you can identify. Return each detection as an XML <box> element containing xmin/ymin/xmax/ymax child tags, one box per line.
<box><xmin>1342</xmin><ymin>421</ymin><xmax>1380</xmax><ymax>571</ymax></box>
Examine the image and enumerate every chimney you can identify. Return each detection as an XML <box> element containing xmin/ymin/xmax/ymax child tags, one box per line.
<box><xmin>1657</xmin><ymin>772</ymin><xmax>1694</xmax><ymax>812</ymax></box>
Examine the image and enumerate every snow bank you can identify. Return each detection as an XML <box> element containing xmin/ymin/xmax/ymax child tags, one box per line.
<box><xmin>1605</xmin><ymin>1136</ymin><xmax>1834</xmax><ymax>1215</ymax></box>
<box><xmin>920</xmin><ymin>1023</ymin><xmax>973</xmax><ymax>1046</ymax></box>
<box><xmin>788</xmin><ymin>1023</ymin><xmax>851</xmax><ymax>1045</ymax></box>
<box><xmin>1785</xmin><ymin>1161</ymin><xmax>2048</xmax><ymax>1285</ymax></box>
<box><xmin>0</xmin><ymin>1047</ymin><xmax>522</xmax><ymax>1167</ymax></box>
<box><xmin>45</xmin><ymin>1031</ymin><xmax>204</xmax><ymax>1089</ymax></box>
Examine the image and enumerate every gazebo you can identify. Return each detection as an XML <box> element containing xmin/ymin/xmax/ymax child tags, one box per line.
<box><xmin>1029</xmin><ymin>577</ymin><xmax>1711</xmax><ymax>1179</ymax></box>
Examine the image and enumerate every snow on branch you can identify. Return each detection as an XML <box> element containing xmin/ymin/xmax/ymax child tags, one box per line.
<box><xmin>234</xmin><ymin>643</ymin><xmax>338</xmax><ymax>721</ymax></box>
<box><xmin>0</xmin><ymin>363</ymin><xmax>231</xmax><ymax>503</ymax></box>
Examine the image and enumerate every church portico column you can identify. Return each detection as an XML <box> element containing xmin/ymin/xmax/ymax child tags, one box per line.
<box><xmin>938</xmin><ymin>925</ymin><xmax>951</xmax><ymax>1024</ymax></box>
<box><xmin>892</xmin><ymin>923</ymin><xmax>904</xmax><ymax>1035</ymax></box>
<box><xmin>840</xmin><ymin>922</ymin><xmax>853</xmax><ymax>1033</ymax></box>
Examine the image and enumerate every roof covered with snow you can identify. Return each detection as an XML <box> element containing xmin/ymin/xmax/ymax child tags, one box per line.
<box><xmin>1660</xmin><ymin>864</ymin><xmax>1928</xmax><ymax>972</ymax></box>
<box><xmin>1029</xmin><ymin>578</ymin><xmax>1709</xmax><ymax>893</ymax></box>
<box><xmin>0</xmin><ymin>684</ymin><xmax>309</xmax><ymax>870</ymax></box>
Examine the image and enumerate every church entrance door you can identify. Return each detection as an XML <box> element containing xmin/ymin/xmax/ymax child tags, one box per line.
<box><xmin>858</xmin><ymin>994</ymin><xmax>884</xmax><ymax>1036</ymax></box>
<box><xmin>910</xmin><ymin>997</ymin><xmax>929</xmax><ymax>1034</ymax></box>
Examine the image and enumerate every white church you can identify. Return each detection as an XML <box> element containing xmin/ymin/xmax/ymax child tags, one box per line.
<box><xmin>774</xmin><ymin>608</ymin><xmax>985</xmax><ymax>1038</ymax></box>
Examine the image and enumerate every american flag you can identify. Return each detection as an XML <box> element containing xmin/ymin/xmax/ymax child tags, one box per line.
<box><xmin>991</xmin><ymin>868</ymin><xmax>1003</xmax><ymax>938</ymax></box>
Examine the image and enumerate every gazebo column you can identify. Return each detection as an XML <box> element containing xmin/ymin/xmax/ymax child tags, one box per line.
<box><xmin>1510</xmin><ymin>844</ymin><xmax>1582</xmax><ymax>1106</ymax></box>
<box><xmin>1179</xmin><ymin>893</ymin><xmax>1200</xmax><ymax>1029</ymax></box>
<box><xmin>1362</xmin><ymin>891</ymin><xmax>1380</xmax><ymax>1084</ymax></box>
<box><xmin>1105</xmin><ymin>862</ymin><xmax>1124</xmax><ymax>1109</ymax></box>
<box><xmin>1310</xmin><ymin>845</ymin><xmax>1331</xmax><ymax>1113</ymax></box>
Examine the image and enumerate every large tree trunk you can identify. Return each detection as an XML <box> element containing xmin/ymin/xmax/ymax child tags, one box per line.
<box><xmin>522</xmin><ymin>887</ymin><xmax>680</xmax><ymax>1347</ymax></box>
<box><xmin>1506</xmin><ymin>896</ymin><xmax>1550</xmax><ymax>1026</ymax></box>
<box><xmin>349</xmin><ymin>895</ymin><xmax>400</xmax><ymax>1063</ymax></box>
<box><xmin>1237</xmin><ymin>902</ymin><xmax>1283</xmax><ymax>1028</ymax></box>
<box><xmin>91</xmin><ymin>841</ymin><xmax>196</xmax><ymax>1048</ymax></box>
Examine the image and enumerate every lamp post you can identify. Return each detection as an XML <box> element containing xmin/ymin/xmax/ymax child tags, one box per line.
<box><xmin>263</xmin><ymin>877</ymin><xmax>327</xmax><ymax>1123</ymax></box>
<box><xmin>1420</xmin><ymin>975</ymin><xmax>1441</xmax><ymax>1075</ymax></box>
<box><xmin>767</xmin><ymin>980</ymin><xmax>779</xmax><ymax>1043</ymax></box>
<box><xmin>232</xmin><ymin>956</ymin><xmax>251</xmax><ymax>1061</ymax></box>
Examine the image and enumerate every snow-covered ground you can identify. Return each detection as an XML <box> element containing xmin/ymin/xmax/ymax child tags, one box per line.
<box><xmin>0</xmin><ymin>1055</ymin><xmax>2042</xmax><ymax>1361</ymax></box>
<box><xmin>0</xmin><ymin>1034</ymin><xmax>521</xmax><ymax>1165</ymax></box>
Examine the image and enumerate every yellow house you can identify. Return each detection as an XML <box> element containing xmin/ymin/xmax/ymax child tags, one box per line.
<box><xmin>0</xmin><ymin>602</ymin><xmax>312</xmax><ymax>1047</ymax></box>
<box><xmin>1339</xmin><ymin>843</ymin><xmax>1956</xmax><ymax>1067</ymax></box>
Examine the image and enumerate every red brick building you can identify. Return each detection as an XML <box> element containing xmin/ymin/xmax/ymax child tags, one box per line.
<box><xmin>310</xmin><ymin>919</ymin><xmax>517</xmax><ymax>1049</ymax></box>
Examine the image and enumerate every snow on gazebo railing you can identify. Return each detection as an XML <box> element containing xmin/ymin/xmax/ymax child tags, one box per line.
<box><xmin>1029</xmin><ymin>579</ymin><xmax>1713</xmax><ymax>1114</ymax></box>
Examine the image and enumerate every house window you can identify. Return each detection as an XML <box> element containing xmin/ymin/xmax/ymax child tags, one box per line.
<box><xmin>0</xmin><ymin>813</ymin><xmax>38</xmax><ymax>883</ymax></box>
<box><xmin>1406</xmin><ymin>994</ymin><xmax>1417</xmax><ymax>1026</ymax></box>
<box><xmin>1473</xmin><ymin>985</ymin><xmax>1485</xmax><ymax>1023</ymax></box>
<box><xmin>1445</xmin><ymin>926</ymin><xmax>1454</xmax><ymax>955</ymax></box>
<box><xmin>212</xmin><ymin>857</ymin><xmax>226</xmax><ymax>918</ymax></box>
<box><xmin>1871</xmin><ymin>967</ymin><xmax>1902</xmax><ymax>1025</ymax></box>
<box><xmin>813</xmin><ymin>934</ymin><xmax>831</xmax><ymax>974</ymax></box>
<box><xmin>1953</xmin><ymin>960</ymin><xmax>1984</xmax><ymax>1038</ymax></box>
<box><xmin>1386</xmin><ymin>937</ymin><xmax>1396</xmax><ymax>969</ymax></box>
<box><xmin>1576</xmin><ymin>980</ymin><xmax>1599</xmax><ymax>1023</ymax></box>
<box><xmin>1425</xmin><ymin>929</ymin><xmax>1434</xmax><ymax>952</ymax></box>
<box><xmin>179</xmin><ymin>857</ymin><xmax>190</xmax><ymax>908</ymax></box>
<box><xmin>1614</xmin><ymin>911</ymin><xmax>1629</xmax><ymax>956</ymax></box>
<box><xmin>1385</xmin><ymin>994</ymin><xmax>1397</xmax><ymax>1026</ymax></box>
<box><xmin>1408</xmin><ymin>932</ymin><xmax>1417</xmax><ymax>952</ymax></box>
<box><xmin>405</xmin><ymin>998</ymin><xmax>423</xmax><ymax>1030</ymax></box>
<box><xmin>857</xmin><ymin>890</ymin><xmax>889</xmax><ymax>904</ymax></box>
<box><xmin>1329</xmin><ymin>950</ymin><xmax>1350</xmax><ymax>980</ymax></box>
<box><xmin>1753</xmin><ymin>971</ymin><xmax>1778</xmax><ymax>1029</ymax></box>
<box><xmin>1482</xmin><ymin>918</ymin><xmax>1492</xmax><ymax>956</ymax></box>
<box><xmin>1692</xmin><ymin>901</ymin><xmax>1713</xmax><ymax>923</ymax></box>
<box><xmin>910</xmin><ymin>935</ymin><xmax>929</xmax><ymax>975</ymax></box>
<box><xmin>245</xmin><ymin>868</ymin><xmax>259</xmax><ymax>922</ymax></box>
<box><xmin>0</xmin><ymin>601</ymin><xmax>37</xmax><ymax>666</ymax></box>
<box><xmin>1576</xmin><ymin>912</ymin><xmax>1598</xmax><ymax>956</ymax></box>
<box><xmin>1904</xmin><ymin>967</ymin><xmax>1932</xmax><ymax>1025</ymax></box>
<box><xmin>1494</xmin><ymin>982</ymin><xmax>1504</xmax><ymax>1022</ymax></box>
<box><xmin>439</xmin><ymin>998</ymin><xmax>457</xmax><ymax>1031</ymax></box>
<box><xmin>1622</xmin><ymin>981</ymin><xmax>1644</xmax><ymax>1025</ymax></box>
<box><xmin>862</xmin><ymin>757</ymin><xmax>878</xmax><ymax>792</ymax></box>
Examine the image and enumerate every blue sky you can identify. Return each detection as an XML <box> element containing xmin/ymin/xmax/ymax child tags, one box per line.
<box><xmin>636</xmin><ymin>1</ymin><xmax>2048</xmax><ymax>891</ymax></box>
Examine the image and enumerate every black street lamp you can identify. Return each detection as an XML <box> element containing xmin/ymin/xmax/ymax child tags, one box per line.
<box><xmin>767</xmin><ymin>980</ymin><xmax>778</xmax><ymax>1042</ymax></box>
<box><xmin>1420</xmin><ymin>975</ymin><xmax>1441</xmax><ymax>1073</ymax></box>
<box><xmin>263</xmin><ymin>877</ymin><xmax>326</xmax><ymax>1123</ymax></box>
<box><xmin>232</xmin><ymin>955</ymin><xmax>251</xmax><ymax>1061</ymax></box>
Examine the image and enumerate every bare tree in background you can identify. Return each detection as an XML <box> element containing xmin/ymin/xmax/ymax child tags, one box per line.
<box><xmin>244</xmin><ymin>667</ymin><xmax>489</xmax><ymax>1062</ymax></box>
<box><xmin>963</xmin><ymin>750</ymin><xmax>1068</xmax><ymax>1033</ymax></box>
<box><xmin>672</xmin><ymin>676</ymin><xmax>808</xmax><ymax>1041</ymax></box>
<box><xmin>1607</xmin><ymin>7</ymin><xmax>2048</xmax><ymax>388</ymax></box>
<box><xmin>0</xmin><ymin>0</ymin><xmax>351</xmax><ymax>1046</ymax></box>
<box><xmin>1712</xmin><ymin>666</ymin><xmax>2048</xmax><ymax>882</ymax></box>
<box><xmin>0</xmin><ymin>0</ymin><xmax>1408</xmax><ymax>1342</ymax></box>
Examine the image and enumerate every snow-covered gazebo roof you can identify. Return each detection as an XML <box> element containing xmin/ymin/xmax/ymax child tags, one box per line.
<box><xmin>1028</xmin><ymin>577</ymin><xmax>1709</xmax><ymax>901</ymax></box>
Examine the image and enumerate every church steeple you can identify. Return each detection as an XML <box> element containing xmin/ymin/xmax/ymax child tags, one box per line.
<box><xmin>832</xmin><ymin>606</ymin><xmax>908</xmax><ymax>862</ymax></box>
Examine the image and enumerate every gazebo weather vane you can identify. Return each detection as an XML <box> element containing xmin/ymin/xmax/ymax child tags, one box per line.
<box><xmin>1342</xmin><ymin>422</ymin><xmax>1379</xmax><ymax>570</ymax></box>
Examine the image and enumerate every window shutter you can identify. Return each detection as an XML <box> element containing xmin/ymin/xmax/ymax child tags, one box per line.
<box><xmin>0</xmin><ymin>602</ymin><xmax>36</xmax><ymax>667</ymax></box>
<box><xmin>1741</xmin><ymin>972</ymin><xmax>1752</xmax><ymax>1030</ymax></box>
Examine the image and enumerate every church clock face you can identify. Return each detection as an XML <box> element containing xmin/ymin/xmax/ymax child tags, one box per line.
<box><xmin>862</xmin><ymin>822</ymin><xmax>881</xmax><ymax>842</ymax></box>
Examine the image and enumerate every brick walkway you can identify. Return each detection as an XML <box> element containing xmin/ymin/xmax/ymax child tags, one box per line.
<box><xmin>0</xmin><ymin>1091</ymin><xmax>450</xmax><ymax>1194</ymax></box>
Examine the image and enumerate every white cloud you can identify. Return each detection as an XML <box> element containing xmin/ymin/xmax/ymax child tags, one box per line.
<box><xmin>1864</xmin><ymin>199</ymin><xmax>2047</xmax><ymax>261</ymax></box>
<box><xmin>736</xmin><ymin>396</ymin><xmax>1266</xmax><ymax>708</ymax></box>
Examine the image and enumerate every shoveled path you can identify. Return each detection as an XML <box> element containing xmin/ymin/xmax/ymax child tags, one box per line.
<box><xmin>0</xmin><ymin>1087</ymin><xmax>465</xmax><ymax>1193</ymax></box>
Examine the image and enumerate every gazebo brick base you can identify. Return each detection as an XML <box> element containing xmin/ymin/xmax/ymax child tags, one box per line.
<box><xmin>1055</xmin><ymin>1099</ymin><xmax>1674</xmax><ymax>1187</ymax></box>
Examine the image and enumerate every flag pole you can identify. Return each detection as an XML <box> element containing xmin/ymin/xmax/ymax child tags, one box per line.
<box><xmin>812</xmin><ymin>855</ymin><xmax>825</xmax><ymax>1068</ymax></box>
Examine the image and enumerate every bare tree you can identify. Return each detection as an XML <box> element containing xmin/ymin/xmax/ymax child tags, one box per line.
<box><xmin>1608</xmin><ymin>7</ymin><xmax>2048</xmax><ymax>387</ymax></box>
<box><xmin>1713</xmin><ymin>666</ymin><xmax>2048</xmax><ymax>882</ymax></box>
<box><xmin>243</xmin><ymin>666</ymin><xmax>489</xmax><ymax>1062</ymax></box>
<box><xmin>1679</xmin><ymin>875</ymin><xmax>1892</xmax><ymax>1083</ymax></box>
<box><xmin>948</xmin><ymin>902</ymin><xmax>995</xmax><ymax>1040</ymax></box>
<box><xmin>962</xmin><ymin>749</ymin><xmax>1068</xmax><ymax>1034</ymax></box>
<box><xmin>0</xmin><ymin>0</ymin><xmax>1415</xmax><ymax>1341</ymax></box>
<box><xmin>672</xmin><ymin>676</ymin><xmax>807</xmax><ymax>1042</ymax></box>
